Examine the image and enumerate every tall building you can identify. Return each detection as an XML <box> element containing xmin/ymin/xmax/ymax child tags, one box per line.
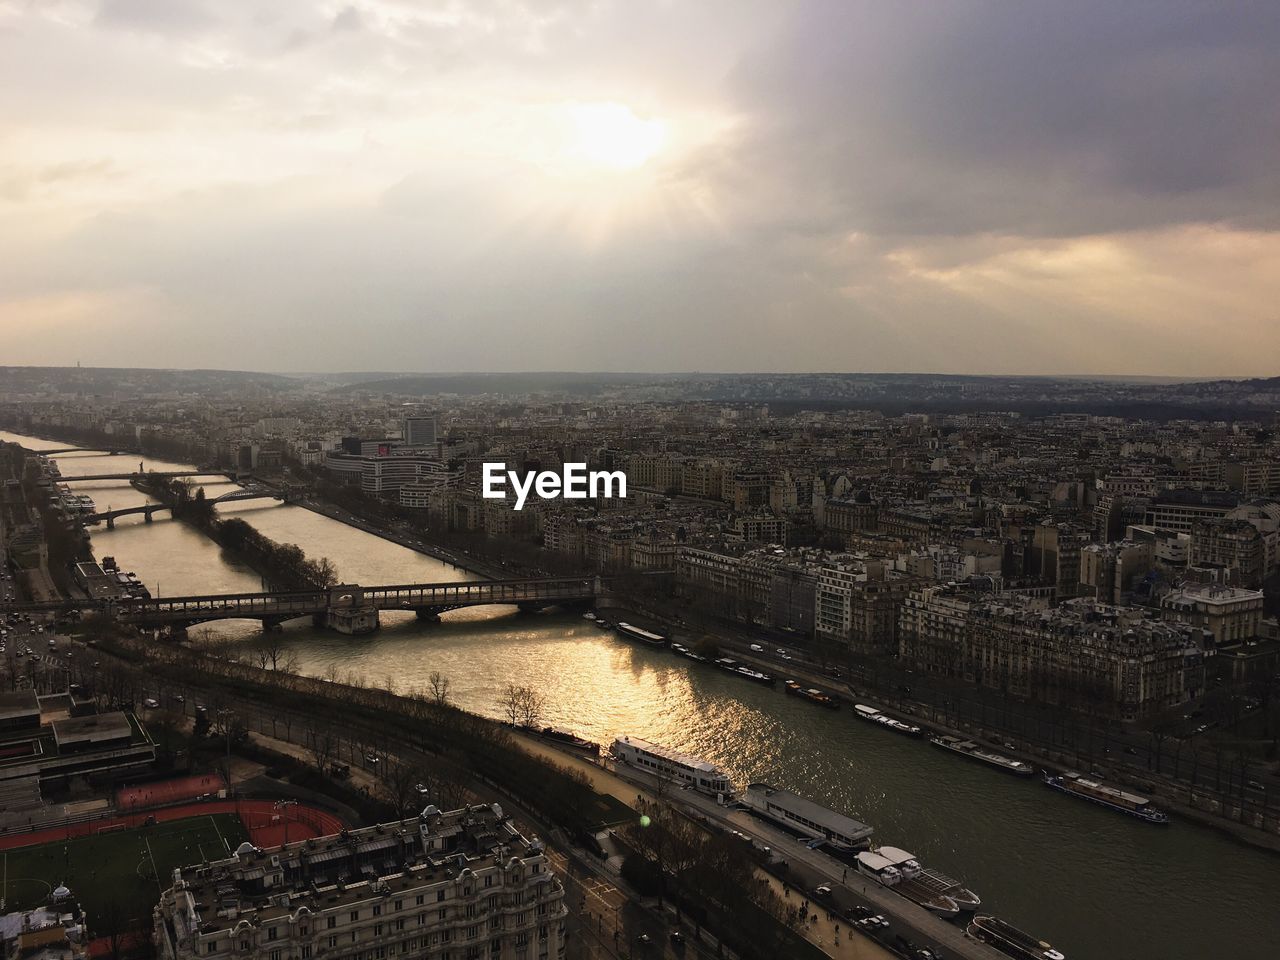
<box><xmin>154</xmin><ymin>803</ymin><xmax>567</xmax><ymax>960</ymax></box>
<box><xmin>403</xmin><ymin>416</ymin><xmax>439</xmax><ymax>449</ymax></box>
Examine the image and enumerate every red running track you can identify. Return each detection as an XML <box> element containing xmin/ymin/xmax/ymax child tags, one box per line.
<box><xmin>115</xmin><ymin>772</ymin><xmax>225</xmax><ymax>810</ymax></box>
<box><xmin>0</xmin><ymin>798</ymin><xmax>346</xmax><ymax>853</ymax></box>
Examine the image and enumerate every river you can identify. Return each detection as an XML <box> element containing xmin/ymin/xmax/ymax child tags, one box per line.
<box><xmin>5</xmin><ymin>431</ymin><xmax>1277</xmax><ymax>960</ymax></box>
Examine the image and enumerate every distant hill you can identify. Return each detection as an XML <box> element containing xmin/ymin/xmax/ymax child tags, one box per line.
<box><xmin>0</xmin><ymin>366</ymin><xmax>300</xmax><ymax>395</ymax></box>
<box><xmin>330</xmin><ymin>371</ymin><xmax>675</xmax><ymax>396</ymax></box>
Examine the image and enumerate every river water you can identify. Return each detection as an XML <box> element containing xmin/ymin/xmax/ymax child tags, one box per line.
<box><xmin>6</xmin><ymin>431</ymin><xmax>1278</xmax><ymax>960</ymax></box>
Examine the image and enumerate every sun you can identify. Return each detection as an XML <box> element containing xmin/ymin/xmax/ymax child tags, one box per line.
<box><xmin>567</xmin><ymin>102</ymin><xmax>666</xmax><ymax>171</ymax></box>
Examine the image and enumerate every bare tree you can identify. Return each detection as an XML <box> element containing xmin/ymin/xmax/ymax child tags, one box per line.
<box><xmin>307</xmin><ymin>720</ymin><xmax>340</xmax><ymax>773</ymax></box>
<box><xmin>500</xmin><ymin>683</ymin><xmax>523</xmax><ymax>727</ymax></box>
<box><xmin>429</xmin><ymin>671</ymin><xmax>452</xmax><ymax>707</ymax></box>
<box><xmin>517</xmin><ymin>687</ymin><xmax>546</xmax><ymax>728</ymax></box>
<box><xmin>382</xmin><ymin>757</ymin><xmax>425</xmax><ymax>818</ymax></box>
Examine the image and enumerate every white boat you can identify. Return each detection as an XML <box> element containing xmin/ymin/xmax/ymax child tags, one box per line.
<box><xmin>860</xmin><ymin>846</ymin><xmax>963</xmax><ymax>917</ymax></box>
<box><xmin>854</xmin><ymin>704</ymin><xmax>922</xmax><ymax>737</ymax></box>
<box><xmin>611</xmin><ymin>735</ymin><xmax>734</xmax><ymax>798</ymax></box>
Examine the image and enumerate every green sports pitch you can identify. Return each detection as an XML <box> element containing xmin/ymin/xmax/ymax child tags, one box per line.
<box><xmin>0</xmin><ymin>814</ymin><xmax>249</xmax><ymax>926</ymax></box>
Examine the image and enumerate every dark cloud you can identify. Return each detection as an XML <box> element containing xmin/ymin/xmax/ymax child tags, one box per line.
<box><xmin>716</xmin><ymin>0</ymin><xmax>1280</xmax><ymax>239</ymax></box>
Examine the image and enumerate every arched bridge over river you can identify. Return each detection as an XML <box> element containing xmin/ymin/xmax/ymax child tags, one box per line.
<box><xmin>3</xmin><ymin>576</ymin><xmax>605</xmax><ymax>635</ymax></box>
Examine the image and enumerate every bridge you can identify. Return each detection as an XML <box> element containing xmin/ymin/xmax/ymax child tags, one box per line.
<box><xmin>58</xmin><ymin>470</ymin><xmax>240</xmax><ymax>483</ymax></box>
<box><xmin>41</xmin><ymin>447</ymin><xmax>128</xmax><ymax>456</ymax></box>
<box><xmin>2</xmin><ymin>576</ymin><xmax>604</xmax><ymax>635</ymax></box>
<box><xmin>82</xmin><ymin>488</ymin><xmax>290</xmax><ymax>529</ymax></box>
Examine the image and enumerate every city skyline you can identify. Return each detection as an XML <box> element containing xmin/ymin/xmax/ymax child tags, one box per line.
<box><xmin>2</xmin><ymin>1</ymin><xmax>1278</xmax><ymax>375</ymax></box>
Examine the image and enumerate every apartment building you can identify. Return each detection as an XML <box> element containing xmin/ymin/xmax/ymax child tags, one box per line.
<box><xmin>154</xmin><ymin>804</ymin><xmax>566</xmax><ymax>960</ymax></box>
<box><xmin>899</xmin><ymin>587</ymin><xmax>1203</xmax><ymax>719</ymax></box>
<box><xmin>1160</xmin><ymin>582</ymin><xmax>1264</xmax><ymax>647</ymax></box>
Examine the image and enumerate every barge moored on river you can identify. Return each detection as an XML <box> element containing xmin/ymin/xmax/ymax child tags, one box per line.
<box><xmin>929</xmin><ymin>734</ymin><xmax>1034</xmax><ymax>776</ymax></box>
<box><xmin>966</xmin><ymin>915</ymin><xmax>1064</xmax><ymax>960</ymax></box>
<box><xmin>742</xmin><ymin>783</ymin><xmax>873</xmax><ymax>853</ymax></box>
<box><xmin>713</xmin><ymin>657</ymin><xmax>776</xmax><ymax>686</ymax></box>
<box><xmin>615</xmin><ymin>622</ymin><xmax>668</xmax><ymax>647</ymax></box>
<box><xmin>1044</xmin><ymin>772</ymin><xmax>1169</xmax><ymax>824</ymax></box>
<box><xmin>854</xmin><ymin>704</ymin><xmax>921</xmax><ymax>737</ymax></box>
<box><xmin>784</xmin><ymin>680</ymin><xmax>840</xmax><ymax>709</ymax></box>
<box><xmin>611</xmin><ymin>735</ymin><xmax>734</xmax><ymax>798</ymax></box>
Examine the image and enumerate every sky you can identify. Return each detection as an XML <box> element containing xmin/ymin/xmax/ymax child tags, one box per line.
<box><xmin>2</xmin><ymin>0</ymin><xmax>1278</xmax><ymax>376</ymax></box>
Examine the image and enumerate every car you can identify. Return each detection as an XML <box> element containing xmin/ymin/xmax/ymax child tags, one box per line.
<box><xmin>814</xmin><ymin>885</ymin><xmax>832</xmax><ymax>898</ymax></box>
<box><xmin>143</xmin><ymin>698</ymin><xmax>160</xmax><ymax>709</ymax></box>
<box><xmin>776</xmin><ymin>647</ymin><xmax>786</xmax><ymax>655</ymax></box>
<box><xmin>637</xmin><ymin>934</ymin><xmax>651</xmax><ymax>945</ymax></box>
<box><xmin>750</xmin><ymin>644</ymin><xmax>763</xmax><ymax>652</ymax></box>
<box><xmin>1247</xmin><ymin>780</ymin><xmax>1266</xmax><ymax>791</ymax></box>
<box><xmin>669</xmin><ymin>931</ymin><xmax>684</xmax><ymax>944</ymax></box>
<box><xmin>847</xmin><ymin>905</ymin><xmax>874</xmax><ymax>920</ymax></box>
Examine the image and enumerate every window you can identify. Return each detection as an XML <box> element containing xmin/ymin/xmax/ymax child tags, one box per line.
<box><xmin>351</xmin><ymin>911</ymin><xmax>360</xmax><ymax>923</ymax></box>
<box><xmin>416</xmin><ymin>894</ymin><xmax>425</xmax><ymax>906</ymax></box>
<box><xmin>328</xmin><ymin>937</ymin><xmax>338</xmax><ymax>949</ymax></box>
<box><xmin>373</xmin><ymin>905</ymin><xmax>382</xmax><ymax>917</ymax></box>
<box><xmin>484</xmin><ymin>876</ymin><xmax>493</xmax><ymax>888</ymax></box>
<box><xmin>302</xmin><ymin>949</ymin><xmax>312</xmax><ymax>960</ymax></box>
<box><xmin>207</xmin><ymin>944</ymin><xmax>217</xmax><ymax>955</ymax></box>
<box><xmin>267</xmin><ymin>928</ymin><xmax>278</xmax><ymax>942</ymax></box>
<box><xmin>327</xmin><ymin>917</ymin><xmax>337</xmax><ymax>930</ymax></box>
<box><xmin>375</xmin><ymin>924</ymin><xmax>383</xmax><ymax>938</ymax></box>
<box><xmin>394</xmin><ymin>899</ymin><xmax>403</xmax><ymax>911</ymax></box>
<box><xmin>438</xmin><ymin>891</ymin><xmax>446</xmax><ymax>902</ymax></box>
<box><xmin>269</xmin><ymin>951</ymin><xmax>282</xmax><ymax>960</ymax></box>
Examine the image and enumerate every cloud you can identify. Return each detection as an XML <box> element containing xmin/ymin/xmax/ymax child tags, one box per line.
<box><xmin>0</xmin><ymin>1</ymin><xmax>1276</xmax><ymax>374</ymax></box>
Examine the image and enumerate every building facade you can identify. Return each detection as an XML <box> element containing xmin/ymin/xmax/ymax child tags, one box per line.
<box><xmin>154</xmin><ymin>804</ymin><xmax>567</xmax><ymax>960</ymax></box>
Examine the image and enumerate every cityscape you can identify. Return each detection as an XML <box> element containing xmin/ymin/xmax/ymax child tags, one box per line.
<box><xmin>2</xmin><ymin>4</ymin><xmax>1279</xmax><ymax>960</ymax></box>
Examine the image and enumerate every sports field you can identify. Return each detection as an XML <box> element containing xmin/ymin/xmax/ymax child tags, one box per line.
<box><xmin>0</xmin><ymin>813</ymin><xmax>249</xmax><ymax>925</ymax></box>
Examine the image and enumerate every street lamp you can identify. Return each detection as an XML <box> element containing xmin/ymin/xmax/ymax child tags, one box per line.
<box><xmin>274</xmin><ymin>800</ymin><xmax>298</xmax><ymax>845</ymax></box>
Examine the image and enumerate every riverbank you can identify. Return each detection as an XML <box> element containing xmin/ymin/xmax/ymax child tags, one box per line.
<box><xmin>291</xmin><ymin>494</ymin><xmax>503</xmax><ymax>580</ymax></box>
<box><xmin>597</xmin><ymin>598</ymin><xmax>1280</xmax><ymax>859</ymax></box>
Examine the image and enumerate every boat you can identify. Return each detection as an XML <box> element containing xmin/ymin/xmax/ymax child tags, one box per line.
<box><xmin>966</xmin><ymin>915</ymin><xmax>1065</xmax><ymax>960</ymax></box>
<box><xmin>928</xmin><ymin>735</ymin><xmax>1034</xmax><ymax>776</ymax></box>
<box><xmin>713</xmin><ymin>657</ymin><xmax>776</xmax><ymax>686</ymax></box>
<box><xmin>854</xmin><ymin>704</ymin><xmax>922</xmax><ymax>737</ymax></box>
<box><xmin>856</xmin><ymin>846</ymin><xmax>975</xmax><ymax>917</ymax></box>
<box><xmin>881</xmin><ymin>846</ymin><xmax>980</xmax><ymax>913</ymax></box>
<box><xmin>742</xmin><ymin>783</ymin><xmax>873</xmax><ymax>852</ymax></box>
<box><xmin>522</xmin><ymin>724</ymin><xmax>600</xmax><ymax>757</ymax></box>
<box><xmin>671</xmin><ymin>643</ymin><xmax>709</xmax><ymax>663</ymax></box>
<box><xmin>1044</xmin><ymin>772</ymin><xmax>1169</xmax><ymax>824</ymax></box>
<box><xmin>783</xmin><ymin>680</ymin><xmax>840</xmax><ymax>709</ymax></box>
<box><xmin>611</xmin><ymin>735</ymin><xmax>734</xmax><ymax>798</ymax></box>
<box><xmin>582</xmin><ymin>612</ymin><xmax>598</xmax><ymax>622</ymax></box>
<box><xmin>615</xmin><ymin>622</ymin><xmax>668</xmax><ymax>646</ymax></box>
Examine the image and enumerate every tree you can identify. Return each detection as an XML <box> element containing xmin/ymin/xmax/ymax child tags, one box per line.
<box><xmin>382</xmin><ymin>757</ymin><xmax>425</xmax><ymax>818</ymax></box>
<box><xmin>307</xmin><ymin>720</ymin><xmax>340</xmax><ymax>773</ymax></box>
<box><xmin>518</xmin><ymin>687</ymin><xmax>547</xmax><ymax>728</ymax></box>
<box><xmin>500</xmin><ymin>683</ymin><xmax>523</xmax><ymax>727</ymax></box>
<box><xmin>95</xmin><ymin>898</ymin><xmax>129</xmax><ymax>960</ymax></box>
<box><xmin>429</xmin><ymin>671</ymin><xmax>452</xmax><ymax>707</ymax></box>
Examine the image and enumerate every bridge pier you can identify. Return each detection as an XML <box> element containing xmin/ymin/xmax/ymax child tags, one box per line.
<box><xmin>414</xmin><ymin>608</ymin><xmax>441</xmax><ymax>622</ymax></box>
<box><xmin>105</xmin><ymin>516</ymin><xmax>115</xmax><ymax>530</ymax></box>
<box><xmin>326</xmin><ymin>605</ymin><xmax>379</xmax><ymax>635</ymax></box>
<box><xmin>143</xmin><ymin>506</ymin><xmax>155</xmax><ymax>523</ymax></box>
